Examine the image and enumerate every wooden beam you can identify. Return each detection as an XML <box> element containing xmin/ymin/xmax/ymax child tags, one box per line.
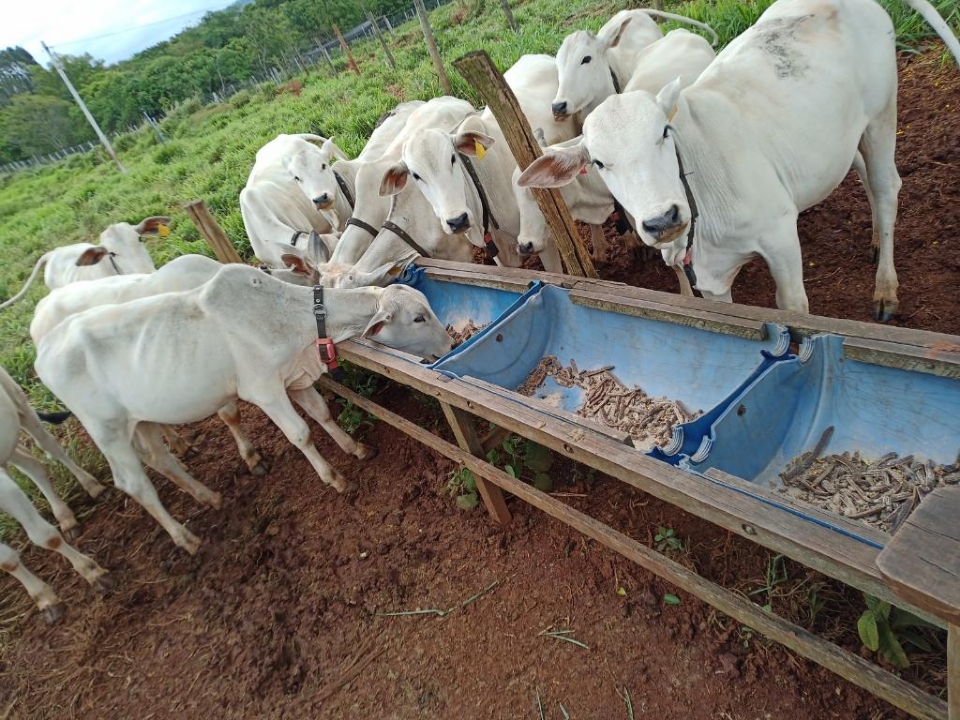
<box><xmin>182</xmin><ymin>200</ymin><xmax>243</xmax><ymax>264</ymax></box>
<box><xmin>413</xmin><ymin>0</ymin><xmax>451</xmax><ymax>94</ymax></box>
<box><xmin>332</xmin><ymin>24</ymin><xmax>360</xmax><ymax>75</ymax></box>
<box><xmin>441</xmin><ymin>402</ymin><xmax>512</xmax><ymax>525</ymax></box>
<box><xmin>316</xmin><ymin>374</ymin><xmax>945</xmax><ymax>720</ymax></box>
<box><xmin>950</xmin><ymin>625</ymin><xmax>959</xmax><ymax>720</ymax></box>
<box><xmin>367</xmin><ymin>12</ymin><xmax>396</xmax><ymax>69</ymax></box>
<box><xmin>452</xmin><ymin>50</ymin><xmax>597</xmax><ymax>278</ymax></box>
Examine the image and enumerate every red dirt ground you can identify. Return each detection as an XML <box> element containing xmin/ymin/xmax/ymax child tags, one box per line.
<box><xmin>0</xmin><ymin>46</ymin><xmax>957</xmax><ymax>720</ymax></box>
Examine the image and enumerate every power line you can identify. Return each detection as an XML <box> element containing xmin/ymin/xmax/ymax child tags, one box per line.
<box><xmin>49</xmin><ymin>2</ymin><xmax>237</xmax><ymax>49</ymax></box>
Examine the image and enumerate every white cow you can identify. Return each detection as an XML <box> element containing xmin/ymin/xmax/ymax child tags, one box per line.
<box><xmin>521</xmin><ymin>0</ymin><xmax>960</xmax><ymax>318</ymax></box>
<box><xmin>35</xmin><ymin>265</ymin><xmax>452</xmax><ymax>553</ymax></box>
<box><xmin>239</xmin><ymin>133</ymin><xmax>345</xmax><ymax>268</ymax></box>
<box><xmin>0</xmin><ymin>368</ymin><xmax>110</xmax><ymax>623</ymax></box>
<box><xmin>551</xmin><ymin>10</ymin><xmax>717</xmax><ymax>123</ymax></box>
<box><xmin>0</xmin><ymin>216</ymin><xmax>169</xmax><ymax>309</ymax></box>
<box><xmin>314</xmin><ymin>97</ymin><xmax>476</xmax><ymax>286</ymax></box>
<box><xmin>294</xmin><ymin>101</ymin><xmax>426</xmax><ymax>229</ymax></box>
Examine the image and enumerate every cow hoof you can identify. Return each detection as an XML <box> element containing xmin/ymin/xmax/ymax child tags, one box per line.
<box><xmin>63</xmin><ymin>524</ymin><xmax>82</xmax><ymax>542</ymax></box>
<box><xmin>42</xmin><ymin>603</ymin><xmax>65</xmax><ymax>624</ymax></box>
<box><xmin>85</xmin><ymin>482</ymin><xmax>107</xmax><ymax>500</ymax></box>
<box><xmin>94</xmin><ymin>574</ymin><xmax>115</xmax><ymax>594</ymax></box>
<box><xmin>341</xmin><ymin>480</ymin><xmax>360</xmax><ymax>495</ymax></box>
<box><xmin>250</xmin><ymin>458</ymin><xmax>270</xmax><ymax>476</ymax></box>
<box><xmin>873</xmin><ymin>299</ymin><xmax>899</xmax><ymax>322</ymax></box>
<box><xmin>178</xmin><ymin>531</ymin><xmax>202</xmax><ymax>556</ymax></box>
<box><xmin>206</xmin><ymin>491</ymin><xmax>223</xmax><ymax>510</ymax></box>
<box><xmin>356</xmin><ymin>443</ymin><xmax>378</xmax><ymax>461</ymax></box>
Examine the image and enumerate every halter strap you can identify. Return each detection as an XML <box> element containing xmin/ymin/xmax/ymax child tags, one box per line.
<box><xmin>609</xmin><ymin>66</ymin><xmax>622</xmax><ymax>94</ymax></box>
<box><xmin>333</xmin><ymin>170</ymin><xmax>354</xmax><ymax>208</ymax></box>
<box><xmin>674</xmin><ymin>145</ymin><xmax>699</xmax><ymax>292</ymax></box>
<box><xmin>107</xmin><ymin>252</ymin><xmax>122</xmax><ymax>275</ymax></box>
<box><xmin>458</xmin><ymin>152</ymin><xmax>500</xmax><ymax>259</ymax></box>
<box><xmin>345</xmin><ymin>217</ymin><xmax>379</xmax><ymax>238</ymax></box>
<box><xmin>290</xmin><ymin>230</ymin><xmax>307</xmax><ymax>246</ymax></box>
<box><xmin>313</xmin><ymin>286</ymin><xmax>345</xmax><ymax>382</ymax></box>
<box><xmin>381</xmin><ymin>220</ymin><xmax>432</xmax><ymax>259</ymax></box>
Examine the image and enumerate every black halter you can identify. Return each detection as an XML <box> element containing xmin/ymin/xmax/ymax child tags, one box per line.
<box><xmin>313</xmin><ymin>286</ymin><xmax>346</xmax><ymax>382</ymax></box>
<box><xmin>674</xmin><ymin>145</ymin><xmax>699</xmax><ymax>293</ymax></box>
<box><xmin>333</xmin><ymin>170</ymin><xmax>354</xmax><ymax>208</ymax></box>
<box><xmin>107</xmin><ymin>252</ymin><xmax>122</xmax><ymax>275</ymax></box>
<box><xmin>609</xmin><ymin>66</ymin><xmax>622</xmax><ymax>94</ymax></box>
<box><xmin>290</xmin><ymin>230</ymin><xmax>307</xmax><ymax>246</ymax></box>
<box><xmin>345</xmin><ymin>217</ymin><xmax>379</xmax><ymax>238</ymax></box>
<box><xmin>458</xmin><ymin>152</ymin><xmax>500</xmax><ymax>259</ymax></box>
<box><xmin>381</xmin><ymin>220</ymin><xmax>433</xmax><ymax>258</ymax></box>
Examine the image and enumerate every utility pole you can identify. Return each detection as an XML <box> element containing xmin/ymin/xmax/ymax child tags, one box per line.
<box><xmin>42</xmin><ymin>41</ymin><xmax>126</xmax><ymax>173</ymax></box>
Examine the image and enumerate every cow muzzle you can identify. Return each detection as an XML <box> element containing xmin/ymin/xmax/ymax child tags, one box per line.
<box><xmin>551</xmin><ymin>100</ymin><xmax>570</xmax><ymax>122</ymax></box>
<box><xmin>446</xmin><ymin>212</ymin><xmax>471</xmax><ymax>234</ymax></box>
<box><xmin>517</xmin><ymin>241</ymin><xmax>538</xmax><ymax>256</ymax></box>
<box><xmin>641</xmin><ymin>205</ymin><xmax>687</xmax><ymax>246</ymax></box>
<box><xmin>313</xmin><ymin>193</ymin><xmax>334</xmax><ymax>211</ymax></box>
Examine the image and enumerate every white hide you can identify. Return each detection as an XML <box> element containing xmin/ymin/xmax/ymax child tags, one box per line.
<box><xmin>622</xmin><ymin>30</ymin><xmax>716</xmax><ymax>95</ymax></box>
<box><xmin>315</xmin><ymin>97</ymin><xmax>476</xmax><ymax>286</ymax></box>
<box><xmin>35</xmin><ymin>265</ymin><xmax>451</xmax><ymax>554</ymax></box>
<box><xmin>520</xmin><ymin>0</ymin><xmax>947</xmax><ymax>319</ymax></box>
<box><xmin>239</xmin><ymin>133</ymin><xmax>345</xmax><ymax>267</ymax></box>
<box><xmin>0</xmin><ymin>216</ymin><xmax>168</xmax><ymax>309</ymax></box>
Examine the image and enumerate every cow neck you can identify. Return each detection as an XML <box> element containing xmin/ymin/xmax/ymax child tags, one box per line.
<box><xmin>608</xmin><ymin>65</ymin><xmax>622</xmax><ymax>94</ymax></box>
<box><xmin>308</xmin><ymin>286</ymin><xmax>381</xmax><ymax>343</ymax></box>
<box><xmin>349</xmin><ymin>195</ymin><xmax>421</xmax><ymax>276</ymax></box>
<box><xmin>457</xmin><ymin>152</ymin><xmax>500</xmax><ymax>259</ymax></box>
<box><xmin>333</xmin><ymin>170</ymin><xmax>355</xmax><ymax>209</ymax></box>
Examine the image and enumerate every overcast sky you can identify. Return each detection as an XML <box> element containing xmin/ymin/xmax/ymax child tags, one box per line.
<box><xmin>2</xmin><ymin>0</ymin><xmax>239</xmax><ymax>66</ymax></box>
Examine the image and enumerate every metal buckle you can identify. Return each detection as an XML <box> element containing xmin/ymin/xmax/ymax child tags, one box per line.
<box><xmin>313</xmin><ymin>303</ymin><xmax>327</xmax><ymax>319</ymax></box>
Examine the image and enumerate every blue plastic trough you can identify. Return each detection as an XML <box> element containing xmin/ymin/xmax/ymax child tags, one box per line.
<box><xmin>678</xmin><ymin>333</ymin><xmax>960</xmax><ymax>485</ymax></box>
<box><xmin>429</xmin><ymin>283</ymin><xmax>793</xmax><ymax>455</ymax></box>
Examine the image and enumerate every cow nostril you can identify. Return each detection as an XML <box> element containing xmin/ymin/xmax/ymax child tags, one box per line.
<box><xmin>551</xmin><ymin>101</ymin><xmax>568</xmax><ymax>115</ymax></box>
<box><xmin>641</xmin><ymin>219</ymin><xmax>659</xmax><ymax>234</ymax></box>
<box><xmin>447</xmin><ymin>212</ymin><xmax>469</xmax><ymax>230</ymax></box>
<box><xmin>313</xmin><ymin>194</ymin><xmax>329</xmax><ymax>205</ymax></box>
<box><xmin>519</xmin><ymin>242</ymin><xmax>534</xmax><ymax>255</ymax></box>
<box><xmin>667</xmin><ymin>204</ymin><xmax>680</xmax><ymax>224</ymax></box>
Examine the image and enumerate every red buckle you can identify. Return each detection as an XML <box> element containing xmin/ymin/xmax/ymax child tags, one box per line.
<box><xmin>316</xmin><ymin>337</ymin><xmax>339</xmax><ymax>369</ymax></box>
<box><xmin>483</xmin><ymin>232</ymin><xmax>494</xmax><ymax>244</ymax></box>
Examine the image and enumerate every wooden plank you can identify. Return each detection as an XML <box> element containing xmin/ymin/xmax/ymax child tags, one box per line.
<box><xmin>367</xmin><ymin>12</ymin><xmax>396</xmax><ymax>69</ymax></box>
<box><xmin>844</xmin><ymin>337</ymin><xmax>960</xmax><ymax>379</ymax></box>
<box><xmin>316</xmin><ymin>373</ymin><xmax>945</xmax><ymax>720</ymax></box>
<box><xmin>338</xmin><ymin>337</ymin><xmax>944</xmax><ymax>627</ymax></box>
<box><xmin>332</xmin><ymin>24</ymin><xmax>360</xmax><ymax>74</ymax></box>
<box><xmin>877</xmin><ymin>487</ymin><xmax>960</xmax><ymax>626</ymax></box>
<box><xmin>182</xmin><ymin>199</ymin><xmax>244</xmax><ymax>264</ymax></box>
<box><xmin>440</xmin><ymin>401</ymin><xmax>512</xmax><ymax>525</ymax></box>
<box><xmin>452</xmin><ymin>51</ymin><xmax>597</xmax><ymax>278</ymax></box>
<box><xmin>950</xmin><ymin>625</ymin><xmax>960</xmax><ymax>720</ymax></box>
<box><xmin>413</xmin><ymin>0</ymin><xmax>451</xmax><ymax>94</ymax></box>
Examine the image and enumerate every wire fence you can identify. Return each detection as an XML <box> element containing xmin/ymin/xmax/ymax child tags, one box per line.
<box><xmin>0</xmin><ymin>0</ymin><xmax>456</xmax><ymax>176</ymax></box>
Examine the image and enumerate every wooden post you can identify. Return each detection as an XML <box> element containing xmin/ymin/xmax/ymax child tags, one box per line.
<box><xmin>382</xmin><ymin>15</ymin><xmax>395</xmax><ymax>36</ymax></box>
<box><xmin>413</xmin><ymin>0</ymin><xmax>452</xmax><ymax>95</ymax></box>
<box><xmin>332</xmin><ymin>24</ymin><xmax>360</xmax><ymax>75</ymax></box>
<box><xmin>453</xmin><ymin>51</ymin><xmax>596</xmax><ymax>278</ymax></box>
<box><xmin>498</xmin><ymin>0</ymin><xmax>519</xmax><ymax>32</ymax></box>
<box><xmin>183</xmin><ymin>200</ymin><xmax>244</xmax><ymax>264</ymax></box>
<box><xmin>317</xmin><ymin>40</ymin><xmax>337</xmax><ymax>75</ymax></box>
<box><xmin>441</xmin><ymin>403</ymin><xmax>512</xmax><ymax>525</ymax></box>
<box><xmin>367</xmin><ymin>12</ymin><xmax>397</xmax><ymax>69</ymax></box>
<box><xmin>950</xmin><ymin>625</ymin><xmax>959</xmax><ymax>720</ymax></box>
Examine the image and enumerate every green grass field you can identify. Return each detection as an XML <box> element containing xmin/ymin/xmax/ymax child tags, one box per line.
<box><xmin>0</xmin><ymin>0</ymin><xmax>954</xmax><ymax>540</ymax></box>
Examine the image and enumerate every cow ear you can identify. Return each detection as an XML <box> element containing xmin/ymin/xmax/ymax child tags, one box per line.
<box><xmin>280</xmin><ymin>252</ymin><xmax>313</xmax><ymax>276</ymax></box>
<box><xmin>321</xmin><ymin>137</ymin><xmax>350</xmax><ymax>162</ymax></box>
<box><xmin>379</xmin><ymin>162</ymin><xmax>410</xmax><ymax>196</ymax></box>
<box><xmin>134</xmin><ymin>216</ymin><xmax>172</xmax><ymax>236</ymax></box>
<box><xmin>76</xmin><ymin>247</ymin><xmax>110</xmax><ymax>266</ymax></box>
<box><xmin>363</xmin><ymin>309</ymin><xmax>394</xmax><ymax>338</ymax></box>
<box><xmin>294</xmin><ymin>133</ymin><xmax>329</xmax><ymax>147</ymax></box>
<box><xmin>602</xmin><ymin>16</ymin><xmax>632</xmax><ymax>50</ymax></box>
<box><xmin>656</xmin><ymin>78</ymin><xmax>683</xmax><ymax>122</ymax></box>
<box><xmin>517</xmin><ymin>144</ymin><xmax>590</xmax><ymax>188</ymax></box>
<box><xmin>453</xmin><ymin>131</ymin><xmax>495</xmax><ymax>157</ymax></box>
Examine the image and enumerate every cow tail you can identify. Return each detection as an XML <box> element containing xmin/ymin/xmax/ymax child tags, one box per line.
<box><xmin>640</xmin><ymin>10</ymin><xmax>720</xmax><ymax>47</ymax></box>
<box><xmin>0</xmin><ymin>252</ymin><xmax>51</xmax><ymax>310</ymax></box>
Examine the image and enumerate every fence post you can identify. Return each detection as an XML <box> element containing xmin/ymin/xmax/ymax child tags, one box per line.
<box><xmin>332</xmin><ymin>23</ymin><xmax>360</xmax><ymax>74</ymax></box>
<box><xmin>498</xmin><ymin>0</ymin><xmax>519</xmax><ymax>32</ymax></box>
<box><xmin>367</xmin><ymin>12</ymin><xmax>397</xmax><ymax>69</ymax></box>
<box><xmin>383</xmin><ymin>15</ymin><xmax>395</xmax><ymax>35</ymax></box>
<box><xmin>183</xmin><ymin>200</ymin><xmax>244</xmax><ymax>264</ymax></box>
<box><xmin>453</xmin><ymin>51</ymin><xmax>596</xmax><ymax>278</ymax></box>
<box><xmin>413</xmin><ymin>0</ymin><xmax>452</xmax><ymax>94</ymax></box>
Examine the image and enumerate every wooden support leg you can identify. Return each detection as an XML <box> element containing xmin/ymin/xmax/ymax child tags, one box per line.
<box><xmin>440</xmin><ymin>402</ymin><xmax>511</xmax><ymax>526</ymax></box>
<box><xmin>950</xmin><ymin>624</ymin><xmax>959</xmax><ymax>720</ymax></box>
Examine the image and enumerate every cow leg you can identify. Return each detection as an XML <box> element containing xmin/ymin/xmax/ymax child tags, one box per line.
<box><xmin>10</xmin><ymin>447</ymin><xmax>80</xmax><ymax>540</ymax></box>
<box><xmin>253</xmin><ymin>394</ymin><xmax>353</xmax><ymax>493</ymax></box>
<box><xmin>99</xmin><ymin>440</ymin><xmax>201</xmax><ymax>554</ymax></box>
<box><xmin>0</xmin><ymin>468</ymin><xmax>109</xmax><ymax>591</ymax></box>
<box><xmin>0</xmin><ymin>541</ymin><xmax>63</xmax><ymax>623</ymax></box>
<box><xmin>216</xmin><ymin>400</ymin><xmax>269</xmax><ymax>475</ymax></box>
<box><xmin>589</xmin><ymin>224</ymin><xmax>610</xmax><ymax>263</ymax></box>
<box><xmin>537</xmin><ymin>243</ymin><xmax>563</xmax><ymax>274</ymax></box>
<box><xmin>133</xmin><ymin>424</ymin><xmax>222</xmax><ymax>509</ymax></box>
<box><xmin>672</xmin><ymin>265</ymin><xmax>694</xmax><ymax>297</ymax></box>
<box><xmin>760</xmin><ymin>220</ymin><xmax>810</xmax><ymax>314</ymax></box>
<box><xmin>18</xmin><ymin>412</ymin><xmax>105</xmax><ymax>499</ymax></box>
<box><xmin>288</xmin><ymin>386</ymin><xmax>377</xmax><ymax>461</ymax></box>
<box><xmin>851</xmin><ymin>151</ymin><xmax>877</xmax><ymax>258</ymax></box>
<box><xmin>859</xmin><ymin>102</ymin><xmax>901</xmax><ymax>322</ymax></box>
<box><xmin>159</xmin><ymin>424</ymin><xmax>191</xmax><ymax>456</ymax></box>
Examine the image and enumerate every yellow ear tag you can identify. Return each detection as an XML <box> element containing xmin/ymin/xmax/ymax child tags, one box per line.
<box><xmin>388</xmin><ymin>265</ymin><xmax>402</xmax><ymax>277</ymax></box>
<box><xmin>474</xmin><ymin>139</ymin><xmax>486</xmax><ymax>160</ymax></box>
<box><xmin>157</xmin><ymin>224</ymin><xmax>170</xmax><ymax>238</ymax></box>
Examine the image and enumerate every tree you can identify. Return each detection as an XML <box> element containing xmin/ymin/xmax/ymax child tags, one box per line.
<box><xmin>0</xmin><ymin>94</ymin><xmax>92</xmax><ymax>159</ymax></box>
<box><xmin>0</xmin><ymin>46</ymin><xmax>39</xmax><ymax>106</ymax></box>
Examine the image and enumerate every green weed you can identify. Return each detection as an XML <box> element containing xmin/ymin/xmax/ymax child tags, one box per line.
<box><xmin>857</xmin><ymin>594</ymin><xmax>940</xmax><ymax>669</ymax></box>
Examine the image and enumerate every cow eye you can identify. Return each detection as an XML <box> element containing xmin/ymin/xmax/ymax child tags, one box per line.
<box><xmin>593</xmin><ymin>159</ymin><xmax>605</xmax><ymax>170</ymax></box>
<box><xmin>450</xmin><ymin>154</ymin><xmax>456</xmax><ymax>165</ymax></box>
<box><xmin>294</xmin><ymin>175</ymin><xmax>301</xmax><ymax>182</ymax></box>
<box><xmin>321</xmin><ymin>163</ymin><xmax>327</xmax><ymax>170</ymax></box>
<box><xmin>412</xmin><ymin>172</ymin><xmax>422</xmax><ymax>182</ymax></box>
<box><xmin>663</xmin><ymin>125</ymin><xmax>672</xmax><ymax>139</ymax></box>
<box><xmin>581</xmin><ymin>55</ymin><xmax>592</xmax><ymax>65</ymax></box>
<box><xmin>413</xmin><ymin>314</ymin><xmax>425</xmax><ymax>323</ymax></box>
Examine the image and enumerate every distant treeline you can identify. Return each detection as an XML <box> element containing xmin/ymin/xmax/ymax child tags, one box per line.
<box><xmin>0</xmin><ymin>0</ymin><xmax>411</xmax><ymax>164</ymax></box>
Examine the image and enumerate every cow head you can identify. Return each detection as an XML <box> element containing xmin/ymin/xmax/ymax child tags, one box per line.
<box><xmin>379</xmin><ymin>127</ymin><xmax>495</xmax><ymax>237</ymax></box>
<box><xmin>520</xmin><ymin>81</ymin><xmax>690</xmax><ymax>252</ymax></box>
<box><xmin>362</xmin><ymin>284</ymin><xmax>452</xmax><ymax>361</ymax></box>
<box><xmin>283</xmin><ymin>134</ymin><xmax>350</xmax><ymax>212</ymax></box>
<box><xmin>553</xmin><ymin>20</ymin><xmax>633</xmax><ymax>122</ymax></box>
<box><xmin>96</xmin><ymin>216</ymin><xmax>168</xmax><ymax>274</ymax></box>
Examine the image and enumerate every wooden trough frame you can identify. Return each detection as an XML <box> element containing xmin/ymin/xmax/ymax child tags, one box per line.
<box><xmin>318</xmin><ymin>259</ymin><xmax>960</xmax><ymax>720</ymax></box>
